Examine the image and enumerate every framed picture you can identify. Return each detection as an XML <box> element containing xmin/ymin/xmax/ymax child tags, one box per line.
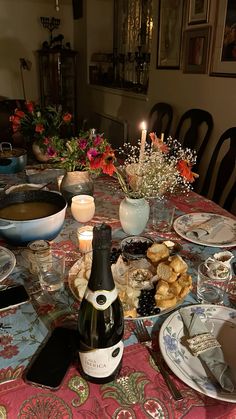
<box><xmin>188</xmin><ymin>0</ymin><xmax>209</xmax><ymax>24</ymax></box>
<box><xmin>183</xmin><ymin>26</ymin><xmax>211</xmax><ymax>73</ymax></box>
<box><xmin>157</xmin><ymin>0</ymin><xmax>184</xmax><ymax>69</ymax></box>
<box><xmin>210</xmin><ymin>0</ymin><xmax>236</xmax><ymax>77</ymax></box>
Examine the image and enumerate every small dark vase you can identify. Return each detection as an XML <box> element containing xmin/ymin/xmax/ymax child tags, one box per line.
<box><xmin>60</xmin><ymin>171</ymin><xmax>94</xmax><ymax>205</ymax></box>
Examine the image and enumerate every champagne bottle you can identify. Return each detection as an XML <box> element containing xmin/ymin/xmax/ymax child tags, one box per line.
<box><xmin>77</xmin><ymin>223</ymin><xmax>124</xmax><ymax>383</ymax></box>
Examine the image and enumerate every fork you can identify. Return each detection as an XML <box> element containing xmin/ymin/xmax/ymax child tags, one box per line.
<box><xmin>134</xmin><ymin>320</ymin><xmax>183</xmax><ymax>401</ymax></box>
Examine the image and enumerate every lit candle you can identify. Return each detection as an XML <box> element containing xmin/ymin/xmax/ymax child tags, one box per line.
<box><xmin>77</xmin><ymin>226</ymin><xmax>93</xmax><ymax>253</ymax></box>
<box><xmin>160</xmin><ymin>132</ymin><xmax>164</xmax><ymax>142</ymax></box>
<box><xmin>139</xmin><ymin>121</ymin><xmax>147</xmax><ymax>165</ymax></box>
<box><xmin>71</xmin><ymin>195</ymin><xmax>95</xmax><ymax>223</ymax></box>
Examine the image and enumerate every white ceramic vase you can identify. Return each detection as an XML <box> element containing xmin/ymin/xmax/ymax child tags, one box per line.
<box><xmin>119</xmin><ymin>197</ymin><xmax>150</xmax><ymax>235</ymax></box>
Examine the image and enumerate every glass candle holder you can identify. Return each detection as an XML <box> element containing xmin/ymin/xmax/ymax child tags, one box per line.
<box><xmin>71</xmin><ymin>195</ymin><xmax>95</xmax><ymax>223</ymax></box>
<box><xmin>77</xmin><ymin>226</ymin><xmax>93</xmax><ymax>253</ymax></box>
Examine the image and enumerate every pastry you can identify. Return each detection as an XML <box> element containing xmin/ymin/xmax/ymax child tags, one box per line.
<box><xmin>156</xmin><ymin>262</ymin><xmax>178</xmax><ymax>283</ymax></box>
<box><xmin>169</xmin><ymin>255</ymin><xmax>187</xmax><ymax>274</ymax></box>
<box><xmin>147</xmin><ymin>243</ymin><xmax>169</xmax><ymax>263</ymax></box>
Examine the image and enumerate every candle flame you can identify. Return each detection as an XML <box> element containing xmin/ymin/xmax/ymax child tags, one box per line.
<box><xmin>140</xmin><ymin>121</ymin><xmax>146</xmax><ymax>130</ymax></box>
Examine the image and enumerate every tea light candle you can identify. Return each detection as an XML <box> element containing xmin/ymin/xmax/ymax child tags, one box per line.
<box><xmin>77</xmin><ymin>226</ymin><xmax>93</xmax><ymax>253</ymax></box>
<box><xmin>71</xmin><ymin>195</ymin><xmax>95</xmax><ymax>223</ymax></box>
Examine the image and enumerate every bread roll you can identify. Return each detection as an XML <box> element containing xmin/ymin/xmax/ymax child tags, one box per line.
<box><xmin>147</xmin><ymin>243</ymin><xmax>169</xmax><ymax>263</ymax></box>
<box><xmin>156</xmin><ymin>262</ymin><xmax>177</xmax><ymax>283</ymax></box>
<box><xmin>169</xmin><ymin>255</ymin><xmax>187</xmax><ymax>274</ymax></box>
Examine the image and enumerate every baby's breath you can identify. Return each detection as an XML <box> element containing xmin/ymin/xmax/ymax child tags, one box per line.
<box><xmin>115</xmin><ymin>135</ymin><xmax>198</xmax><ymax>199</ymax></box>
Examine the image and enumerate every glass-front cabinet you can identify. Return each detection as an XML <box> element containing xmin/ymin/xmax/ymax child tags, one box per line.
<box><xmin>38</xmin><ymin>49</ymin><xmax>78</xmax><ymax>125</ymax></box>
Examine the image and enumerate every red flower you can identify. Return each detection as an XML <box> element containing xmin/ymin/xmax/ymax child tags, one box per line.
<box><xmin>35</xmin><ymin>123</ymin><xmax>45</xmax><ymax>133</ymax></box>
<box><xmin>0</xmin><ymin>344</ymin><xmax>19</xmax><ymax>359</ymax></box>
<box><xmin>9</xmin><ymin>115</ymin><xmax>21</xmax><ymax>132</ymax></box>
<box><xmin>63</xmin><ymin>112</ymin><xmax>72</xmax><ymax>123</ymax></box>
<box><xmin>14</xmin><ymin>109</ymin><xmax>25</xmax><ymax>119</ymax></box>
<box><xmin>177</xmin><ymin>160</ymin><xmax>198</xmax><ymax>183</ymax></box>
<box><xmin>26</xmin><ymin>101</ymin><xmax>34</xmax><ymax>113</ymax></box>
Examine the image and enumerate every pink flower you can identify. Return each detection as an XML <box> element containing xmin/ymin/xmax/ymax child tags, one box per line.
<box><xmin>87</xmin><ymin>148</ymin><xmax>99</xmax><ymax>160</ymax></box>
<box><xmin>93</xmin><ymin>135</ymin><xmax>102</xmax><ymax>147</ymax></box>
<box><xmin>46</xmin><ymin>146</ymin><xmax>57</xmax><ymax>157</ymax></box>
<box><xmin>79</xmin><ymin>138</ymin><xmax>87</xmax><ymax>149</ymax></box>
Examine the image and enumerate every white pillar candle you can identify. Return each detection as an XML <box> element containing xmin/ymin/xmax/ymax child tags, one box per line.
<box><xmin>71</xmin><ymin>195</ymin><xmax>95</xmax><ymax>223</ymax></box>
<box><xmin>139</xmin><ymin>121</ymin><xmax>147</xmax><ymax>165</ymax></box>
<box><xmin>77</xmin><ymin>226</ymin><xmax>93</xmax><ymax>253</ymax></box>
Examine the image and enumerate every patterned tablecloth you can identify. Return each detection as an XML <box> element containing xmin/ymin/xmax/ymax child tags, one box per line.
<box><xmin>0</xmin><ymin>172</ymin><xmax>236</xmax><ymax>419</ymax></box>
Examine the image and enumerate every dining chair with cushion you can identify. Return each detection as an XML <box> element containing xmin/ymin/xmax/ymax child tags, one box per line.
<box><xmin>148</xmin><ymin>102</ymin><xmax>173</xmax><ymax>138</ymax></box>
<box><xmin>175</xmin><ymin>108</ymin><xmax>213</xmax><ymax>172</ymax></box>
<box><xmin>201</xmin><ymin>127</ymin><xmax>236</xmax><ymax>213</ymax></box>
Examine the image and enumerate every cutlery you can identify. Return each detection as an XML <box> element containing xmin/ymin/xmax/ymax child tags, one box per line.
<box><xmin>134</xmin><ymin>319</ymin><xmax>183</xmax><ymax>401</ymax></box>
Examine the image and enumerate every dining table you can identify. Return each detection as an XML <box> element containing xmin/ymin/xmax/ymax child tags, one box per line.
<box><xmin>0</xmin><ymin>167</ymin><xmax>235</xmax><ymax>419</ymax></box>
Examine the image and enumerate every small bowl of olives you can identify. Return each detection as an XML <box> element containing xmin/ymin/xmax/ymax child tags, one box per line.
<box><xmin>120</xmin><ymin>235</ymin><xmax>154</xmax><ymax>260</ymax></box>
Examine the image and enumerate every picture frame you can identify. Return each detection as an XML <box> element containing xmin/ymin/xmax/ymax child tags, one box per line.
<box><xmin>210</xmin><ymin>0</ymin><xmax>236</xmax><ymax>77</ymax></box>
<box><xmin>183</xmin><ymin>26</ymin><xmax>211</xmax><ymax>73</ymax></box>
<box><xmin>188</xmin><ymin>0</ymin><xmax>209</xmax><ymax>25</ymax></box>
<box><xmin>157</xmin><ymin>0</ymin><xmax>184</xmax><ymax>69</ymax></box>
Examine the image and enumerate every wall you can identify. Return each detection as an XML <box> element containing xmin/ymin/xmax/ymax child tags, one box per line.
<box><xmin>75</xmin><ymin>0</ymin><xmax>235</xmax><ymax>211</ymax></box>
<box><xmin>0</xmin><ymin>0</ymin><xmax>73</xmax><ymax>101</ymax></box>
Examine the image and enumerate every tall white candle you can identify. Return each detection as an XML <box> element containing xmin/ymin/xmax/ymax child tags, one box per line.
<box><xmin>139</xmin><ymin>121</ymin><xmax>147</xmax><ymax>165</ymax></box>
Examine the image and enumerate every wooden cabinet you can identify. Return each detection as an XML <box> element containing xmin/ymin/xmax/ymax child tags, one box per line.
<box><xmin>38</xmin><ymin>49</ymin><xmax>78</xmax><ymax>126</ymax></box>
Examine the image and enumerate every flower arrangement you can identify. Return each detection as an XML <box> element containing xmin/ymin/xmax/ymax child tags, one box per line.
<box><xmin>115</xmin><ymin>132</ymin><xmax>198</xmax><ymax>198</ymax></box>
<box><xmin>47</xmin><ymin>129</ymin><xmax>116</xmax><ymax>175</ymax></box>
<box><xmin>10</xmin><ymin>102</ymin><xmax>73</xmax><ymax>150</ymax></box>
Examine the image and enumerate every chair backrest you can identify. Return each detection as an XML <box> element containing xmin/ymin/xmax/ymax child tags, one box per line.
<box><xmin>175</xmin><ymin>108</ymin><xmax>213</xmax><ymax>172</ymax></box>
<box><xmin>201</xmin><ymin>127</ymin><xmax>236</xmax><ymax>213</ymax></box>
<box><xmin>148</xmin><ymin>102</ymin><xmax>173</xmax><ymax>138</ymax></box>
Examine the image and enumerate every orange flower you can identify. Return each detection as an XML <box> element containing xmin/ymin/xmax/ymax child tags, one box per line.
<box><xmin>63</xmin><ymin>113</ymin><xmax>72</xmax><ymax>123</ymax></box>
<box><xmin>177</xmin><ymin>160</ymin><xmax>198</xmax><ymax>183</ymax></box>
<box><xmin>149</xmin><ymin>132</ymin><xmax>169</xmax><ymax>153</ymax></box>
<box><xmin>100</xmin><ymin>147</ymin><xmax>116</xmax><ymax>176</ymax></box>
<box><xmin>35</xmin><ymin>123</ymin><xmax>44</xmax><ymax>133</ymax></box>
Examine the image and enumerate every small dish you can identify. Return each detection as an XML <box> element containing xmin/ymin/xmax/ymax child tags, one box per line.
<box><xmin>120</xmin><ymin>235</ymin><xmax>154</xmax><ymax>260</ymax></box>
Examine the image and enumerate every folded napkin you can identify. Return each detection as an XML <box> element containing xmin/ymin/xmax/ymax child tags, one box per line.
<box><xmin>179</xmin><ymin>307</ymin><xmax>235</xmax><ymax>392</ymax></box>
<box><xmin>186</xmin><ymin>216</ymin><xmax>224</xmax><ymax>240</ymax></box>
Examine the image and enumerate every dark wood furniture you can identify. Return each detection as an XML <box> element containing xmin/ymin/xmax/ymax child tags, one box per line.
<box><xmin>37</xmin><ymin>49</ymin><xmax>78</xmax><ymax>128</ymax></box>
<box><xmin>175</xmin><ymin>108</ymin><xmax>213</xmax><ymax>172</ymax></box>
<box><xmin>148</xmin><ymin>102</ymin><xmax>173</xmax><ymax>138</ymax></box>
<box><xmin>201</xmin><ymin>127</ymin><xmax>236</xmax><ymax>213</ymax></box>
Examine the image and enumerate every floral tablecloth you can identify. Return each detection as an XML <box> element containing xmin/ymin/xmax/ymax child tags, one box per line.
<box><xmin>0</xmin><ymin>172</ymin><xmax>235</xmax><ymax>418</ymax></box>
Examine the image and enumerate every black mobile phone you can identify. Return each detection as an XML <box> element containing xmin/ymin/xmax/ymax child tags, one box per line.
<box><xmin>0</xmin><ymin>285</ymin><xmax>30</xmax><ymax>310</ymax></box>
<box><xmin>24</xmin><ymin>327</ymin><xmax>79</xmax><ymax>390</ymax></box>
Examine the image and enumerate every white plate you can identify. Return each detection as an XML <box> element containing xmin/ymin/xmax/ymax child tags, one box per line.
<box><xmin>0</xmin><ymin>246</ymin><xmax>16</xmax><ymax>282</ymax></box>
<box><xmin>159</xmin><ymin>304</ymin><xmax>236</xmax><ymax>402</ymax></box>
<box><xmin>173</xmin><ymin>212</ymin><xmax>236</xmax><ymax>247</ymax></box>
<box><xmin>68</xmin><ymin>258</ymin><xmax>184</xmax><ymax>321</ymax></box>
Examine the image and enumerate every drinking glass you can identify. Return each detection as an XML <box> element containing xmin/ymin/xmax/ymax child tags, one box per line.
<box><xmin>36</xmin><ymin>249</ymin><xmax>65</xmax><ymax>292</ymax></box>
<box><xmin>197</xmin><ymin>260</ymin><xmax>231</xmax><ymax>304</ymax></box>
<box><xmin>152</xmin><ymin>198</ymin><xmax>175</xmax><ymax>233</ymax></box>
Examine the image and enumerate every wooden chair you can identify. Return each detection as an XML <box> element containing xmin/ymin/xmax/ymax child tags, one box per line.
<box><xmin>148</xmin><ymin>102</ymin><xmax>173</xmax><ymax>138</ymax></box>
<box><xmin>175</xmin><ymin>108</ymin><xmax>213</xmax><ymax>172</ymax></box>
<box><xmin>201</xmin><ymin>127</ymin><xmax>236</xmax><ymax>213</ymax></box>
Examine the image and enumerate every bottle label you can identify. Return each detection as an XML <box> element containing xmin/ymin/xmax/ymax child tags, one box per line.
<box><xmin>84</xmin><ymin>287</ymin><xmax>118</xmax><ymax>310</ymax></box>
<box><xmin>79</xmin><ymin>340</ymin><xmax>124</xmax><ymax>378</ymax></box>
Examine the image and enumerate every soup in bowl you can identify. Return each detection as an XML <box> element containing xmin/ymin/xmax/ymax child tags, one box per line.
<box><xmin>0</xmin><ymin>190</ymin><xmax>67</xmax><ymax>245</ymax></box>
